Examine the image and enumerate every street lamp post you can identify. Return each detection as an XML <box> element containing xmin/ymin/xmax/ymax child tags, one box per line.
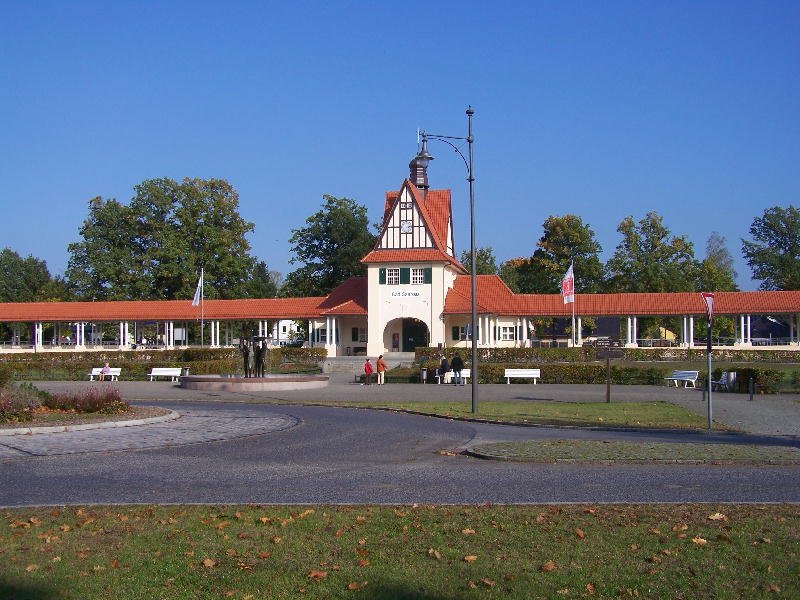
<box><xmin>418</xmin><ymin>106</ymin><xmax>478</xmax><ymax>413</ymax></box>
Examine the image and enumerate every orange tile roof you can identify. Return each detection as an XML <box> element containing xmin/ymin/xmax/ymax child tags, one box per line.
<box><xmin>361</xmin><ymin>248</ymin><xmax>462</xmax><ymax>265</ymax></box>
<box><xmin>0</xmin><ymin>297</ymin><xmax>327</xmax><ymax>323</ymax></box>
<box><xmin>1</xmin><ymin>286</ymin><xmax>799</xmax><ymax>323</ymax></box>
<box><xmin>443</xmin><ymin>278</ymin><xmax>800</xmax><ymax>317</ymax></box>
<box><xmin>317</xmin><ymin>277</ymin><xmax>367</xmax><ymax>315</ymax></box>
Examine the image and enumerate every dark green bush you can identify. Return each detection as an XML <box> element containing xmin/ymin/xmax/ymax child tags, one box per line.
<box><xmin>0</xmin><ymin>363</ymin><xmax>13</xmax><ymax>388</ymax></box>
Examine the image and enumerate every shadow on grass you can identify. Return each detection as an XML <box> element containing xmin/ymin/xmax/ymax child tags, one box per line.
<box><xmin>362</xmin><ymin>583</ymin><xmax>453</xmax><ymax>599</ymax></box>
<box><xmin>0</xmin><ymin>579</ymin><xmax>58</xmax><ymax>600</ymax></box>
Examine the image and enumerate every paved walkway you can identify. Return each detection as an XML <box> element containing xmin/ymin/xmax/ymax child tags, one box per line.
<box><xmin>1</xmin><ymin>378</ymin><xmax>797</xmax><ymax>458</ymax></box>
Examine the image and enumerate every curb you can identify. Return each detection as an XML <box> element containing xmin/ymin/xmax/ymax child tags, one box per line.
<box><xmin>0</xmin><ymin>409</ymin><xmax>181</xmax><ymax>437</ymax></box>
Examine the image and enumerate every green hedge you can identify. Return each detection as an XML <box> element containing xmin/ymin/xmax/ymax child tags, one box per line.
<box><xmin>416</xmin><ymin>346</ymin><xmax>800</xmax><ymax>364</ymax></box>
<box><xmin>0</xmin><ymin>347</ymin><xmax>327</xmax><ymax>380</ymax></box>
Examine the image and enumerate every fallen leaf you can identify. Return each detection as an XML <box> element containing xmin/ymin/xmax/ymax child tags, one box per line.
<box><xmin>356</xmin><ymin>516</ymin><xmax>366</xmax><ymax>523</ymax></box>
<box><xmin>202</xmin><ymin>558</ymin><xmax>217</xmax><ymax>568</ymax></box>
<box><xmin>358</xmin><ymin>538</ymin><xmax>367</xmax><ymax>546</ymax></box>
<box><xmin>259</xmin><ymin>552</ymin><xmax>272</xmax><ymax>559</ymax></box>
<box><xmin>586</xmin><ymin>582</ymin><xmax>596</xmax><ymax>594</ymax></box>
<box><xmin>464</xmin><ymin>555</ymin><xmax>478</xmax><ymax>563</ymax></box>
<box><xmin>271</xmin><ymin>536</ymin><xmax>282</xmax><ymax>544</ymax></box>
<box><xmin>356</xmin><ymin>548</ymin><xmax>369</xmax><ymax>557</ymax></box>
<box><xmin>226</xmin><ymin>549</ymin><xmax>237</xmax><ymax>557</ymax></box>
<box><xmin>468</xmin><ymin>581</ymin><xmax>478</xmax><ymax>589</ymax></box>
<box><xmin>672</xmin><ymin>524</ymin><xmax>689</xmax><ymax>532</ymax></box>
<box><xmin>25</xmin><ymin>564</ymin><xmax>38</xmax><ymax>573</ymax></box>
<box><xmin>428</xmin><ymin>548</ymin><xmax>442</xmax><ymax>560</ymax></box>
<box><xmin>462</xmin><ymin>528</ymin><xmax>476</xmax><ymax>535</ymax></box>
<box><xmin>767</xmin><ymin>584</ymin><xmax>781</xmax><ymax>593</ymax></box>
<box><xmin>347</xmin><ymin>581</ymin><xmax>368</xmax><ymax>590</ymax></box>
<box><xmin>111</xmin><ymin>559</ymin><xmax>121</xmax><ymax>569</ymax></box>
<box><xmin>708</xmin><ymin>513</ymin><xmax>728</xmax><ymax>521</ymax></box>
<box><xmin>541</xmin><ymin>560</ymin><xmax>558</xmax><ymax>572</ymax></box>
<box><xmin>481</xmin><ymin>578</ymin><xmax>496</xmax><ymax>587</ymax></box>
<box><xmin>692</xmin><ymin>537</ymin><xmax>708</xmax><ymax>546</ymax></box>
<box><xmin>358</xmin><ymin>559</ymin><xmax>370</xmax><ymax>567</ymax></box>
<box><xmin>259</xmin><ymin>516</ymin><xmax>272</xmax><ymax>524</ymax></box>
<box><xmin>648</xmin><ymin>528</ymin><xmax>661</xmax><ymax>535</ymax></box>
<box><xmin>308</xmin><ymin>570</ymin><xmax>328</xmax><ymax>581</ymax></box>
<box><xmin>575</xmin><ymin>528</ymin><xmax>586</xmax><ymax>539</ymax></box>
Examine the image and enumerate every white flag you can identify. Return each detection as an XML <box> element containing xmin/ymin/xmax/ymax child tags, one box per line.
<box><xmin>192</xmin><ymin>272</ymin><xmax>203</xmax><ymax>306</ymax></box>
<box><xmin>561</xmin><ymin>263</ymin><xmax>575</xmax><ymax>304</ymax></box>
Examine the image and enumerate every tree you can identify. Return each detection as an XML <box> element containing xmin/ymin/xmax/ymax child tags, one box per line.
<box><xmin>66</xmin><ymin>178</ymin><xmax>260</xmax><ymax>300</ymax></box>
<box><xmin>0</xmin><ymin>248</ymin><xmax>66</xmax><ymax>302</ymax></box>
<box><xmin>281</xmin><ymin>195</ymin><xmax>376</xmax><ymax>297</ymax></box>
<box><xmin>245</xmin><ymin>260</ymin><xmax>281</xmax><ymax>298</ymax></box>
<box><xmin>460</xmin><ymin>246</ymin><xmax>498</xmax><ymax>275</ymax></box>
<box><xmin>605</xmin><ymin>212</ymin><xmax>698</xmax><ymax>293</ymax></box>
<box><xmin>698</xmin><ymin>232</ymin><xmax>738</xmax><ymax>292</ymax></box>
<box><xmin>530</xmin><ymin>215</ymin><xmax>604</xmax><ymax>294</ymax></box>
<box><xmin>742</xmin><ymin>205</ymin><xmax>800</xmax><ymax>290</ymax></box>
<box><xmin>498</xmin><ymin>257</ymin><xmax>538</xmax><ymax>293</ymax></box>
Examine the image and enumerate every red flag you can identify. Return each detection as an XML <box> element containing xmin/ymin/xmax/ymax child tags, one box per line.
<box><xmin>561</xmin><ymin>263</ymin><xmax>575</xmax><ymax>304</ymax></box>
<box><xmin>701</xmin><ymin>292</ymin><xmax>714</xmax><ymax>322</ymax></box>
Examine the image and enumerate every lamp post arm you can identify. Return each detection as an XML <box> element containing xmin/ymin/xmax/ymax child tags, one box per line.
<box><xmin>421</xmin><ymin>133</ymin><xmax>471</xmax><ymax>176</ymax></box>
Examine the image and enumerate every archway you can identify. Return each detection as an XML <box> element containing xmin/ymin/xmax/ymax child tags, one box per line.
<box><xmin>401</xmin><ymin>318</ymin><xmax>428</xmax><ymax>352</ymax></box>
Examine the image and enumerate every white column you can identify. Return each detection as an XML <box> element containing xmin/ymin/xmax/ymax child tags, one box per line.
<box><xmin>746</xmin><ymin>315</ymin><xmax>752</xmax><ymax>344</ymax></box>
<box><xmin>34</xmin><ymin>322</ymin><xmax>43</xmax><ymax>349</ymax></box>
<box><xmin>576</xmin><ymin>316</ymin><xmax>583</xmax><ymax>346</ymax></box>
<box><xmin>124</xmin><ymin>322</ymin><xmax>130</xmax><ymax>347</ymax></box>
<box><xmin>626</xmin><ymin>317</ymin><xmax>632</xmax><ymax>346</ymax></box>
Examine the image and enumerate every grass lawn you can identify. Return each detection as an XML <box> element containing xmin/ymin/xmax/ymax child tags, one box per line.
<box><xmin>2</xmin><ymin>504</ymin><xmax>797</xmax><ymax>599</ymax></box>
<box><xmin>469</xmin><ymin>439</ymin><xmax>800</xmax><ymax>464</ymax></box>
<box><xmin>352</xmin><ymin>400</ymin><xmax>713</xmax><ymax>430</ymax></box>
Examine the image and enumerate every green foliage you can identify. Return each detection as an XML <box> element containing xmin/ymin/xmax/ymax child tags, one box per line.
<box><xmin>742</xmin><ymin>205</ymin><xmax>800</xmax><ymax>290</ymax></box>
<box><xmin>729</xmin><ymin>367</ymin><xmax>784</xmax><ymax>393</ymax></box>
<box><xmin>281</xmin><ymin>195</ymin><xmax>376</xmax><ymax>297</ymax></box>
<box><xmin>697</xmin><ymin>232</ymin><xmax>738</xmax><ymax>292</ymax></box>
<box><xmin>66</xmin><ymin>178</ymin><xmax>266</xmax><ymax>300</ymax></box>
<box><xmin>0</xmin><ymin>363</ymin><xmax>13</xmax><ymax>388</ymax></box>
<box><xmin>0</xmin><ymin>248</ymin><xmax>69</xmax><ymax>302</ymax></box>
<box><xmin>606</xmin><ymin>212</ymin><xmax>698</xmax><ymax>292</ymax></box>
<box><xmin>531</xmin><ymin>214</ymin><xmax>605</xmax><ymax>294</ymax></box>
<box><xmin>460</xmin><ymin>246</ymin><xmax>498</xmax><ymax>275</ymax></box>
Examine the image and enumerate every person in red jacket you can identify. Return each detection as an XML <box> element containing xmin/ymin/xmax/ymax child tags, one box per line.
<box><xmin>376</xmin><ymin>355</ymin><xmax>387</xmax><ymax>385</ymax></box>
<box><xmin>363</xmin><ymin>358</ymin><xmax>374</xmax><ymax>385</ymax></box>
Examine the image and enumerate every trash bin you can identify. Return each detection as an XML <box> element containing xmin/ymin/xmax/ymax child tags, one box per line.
<box><xmin>420</xmin><ymin>368</ymin><xmax>428</xmax><ymax>383</ymax></box>
<box><xmin>181</xmin><ymin>367</ymin><xmax>190</xmax><ymax>377</ymax></box>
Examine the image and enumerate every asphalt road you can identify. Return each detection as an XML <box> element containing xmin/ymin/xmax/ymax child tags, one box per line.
<box><xmin>2</xmin><ymin>397</ymin><xmax>799</xmax><ymax>507</ymax></box>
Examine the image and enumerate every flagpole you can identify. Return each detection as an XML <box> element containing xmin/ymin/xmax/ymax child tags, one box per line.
<box><xmin>200</xmin><ymin>267</ymin><xmax>204</xmax><ymax>348</ymax></box>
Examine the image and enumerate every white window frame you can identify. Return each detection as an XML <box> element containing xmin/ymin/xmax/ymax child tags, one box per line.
<box><xmin>411</xmin><ymin>267</ymin><xmax>425</xmax><ymax>285</ymax></box>
<box><xmin>387</xmin><ymin>268</ymin><xmax>400</xmax><ymax>285</ymax></box>
<box><xmin>358</xmin><ymin>327</ymin><xmax>367</xmax><ymax>342</ymax></box>
<box><xmin>499</xmin><ymin>326</ymin><xmax>515</xmax><ymax>341</ymax></box>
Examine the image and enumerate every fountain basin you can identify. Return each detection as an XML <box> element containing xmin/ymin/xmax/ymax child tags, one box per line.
<box><xmin>179</xmin><ymin>374</ymin><xmax>329</xmax><ymax>392</ymax></box>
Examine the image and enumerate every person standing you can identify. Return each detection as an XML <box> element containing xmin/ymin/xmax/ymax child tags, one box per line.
<box><xmin>376</xmin><ymin>355</ymin><xmax>387</xmax><ymax>385</ymax></box>
<box><xmin>364</xmin><ymin>358</ymin><xmax>374</xmax><ymax>385</ymax></box>
<box><xmin>451</xmin><ymin>352</ymin><xmax>464</xmax><ymax>385</ymax></box>
<box><xmin>438</xmin><ymin>354</ymin><xmax>450</xmax><ymax>384</ymax></box>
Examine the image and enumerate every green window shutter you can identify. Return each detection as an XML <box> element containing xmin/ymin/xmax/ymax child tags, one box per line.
<box><xmin>424</xmin><ymin>267</ymin><xmax>432</xmax><ymax>284</ymax></box>
<box><xmin>452</xmin><ymin>326</ymin><xmax>459</xmax><ymax>341</ymax></box>
<box><xmin>400</xmin><ymin>267</ymin><xmax>410</xmax><ymax>284</ymax></box>
<box><xmin>352</xmin><ymin>327</ymin><xmax>358</xmax><ymax>342</ymax></box>
<box><xmin>379</xmin><ymin>268</ymin><xmax>386</xmax><ymax>284</ymax></box>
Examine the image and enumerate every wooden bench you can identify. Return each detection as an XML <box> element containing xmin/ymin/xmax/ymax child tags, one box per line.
<box><xmin>664</xmin><ymin>370</ymin><xmax>699</xmax><ymax>388</ymax></box>
<box><xmin>88</xmin><ymin>367</ymin><xmax>121</xmax><ymax>381</ymax></box>
<box><xmin>504</xmin><ymin>368</ymin><xmax>541</xmax><ymax>384</ymax></box>
<box><xmin>711</xmin><ymin>371</ymin><xmax>736</xmax><ymax>392</ymax></box>
<box><xmin>148</xmin><ymin>367</ymin><xmax>183</xmax><ymax>381</ymax></box>
<box><xmin>435</xmin><ymin>368</ymin><xmax>471</xmax><ymax>384</ymax></box>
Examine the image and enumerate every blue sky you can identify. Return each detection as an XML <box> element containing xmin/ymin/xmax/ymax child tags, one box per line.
<box><xmin>2</xmin><ymin>1</ymin><xmax>798</xmax><ymax>291</ymax></box>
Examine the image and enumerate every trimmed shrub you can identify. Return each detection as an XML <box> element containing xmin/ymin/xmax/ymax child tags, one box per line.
<box><xmin>0</xmin><ymin>384</ymin><xmax>43</xmax><ymax>423</ymax></box>
<box><xmin>43</xmin><ymin>386</ymin><xmax>130</xmax><ymax>414</ymax></box>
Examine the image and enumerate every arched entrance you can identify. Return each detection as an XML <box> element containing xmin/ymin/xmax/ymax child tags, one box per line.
<box><xmin>401</xmin><ymin>318</ymin><xmax>428</xmax><ymax>352</ymax></box>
